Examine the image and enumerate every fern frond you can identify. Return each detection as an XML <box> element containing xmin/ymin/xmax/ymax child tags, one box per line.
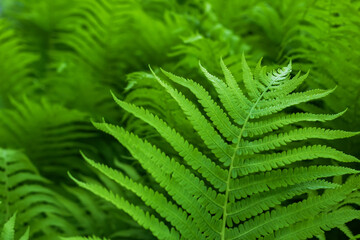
<box><xmin>227</xmin><ymin>177</ymin><xmax>359</xmax><ymax>240</ymax></box>
<box><xmin>112</xmin><ymin>94</ymin><xmax>227</xmax><ymax>191</ymax></box>
<box><xmin>161</xmin><ymin>69</ymin><xmax>240</xmax><ymax>142</ymax></box>
<box><xmin>229</xmin><ymin>166</ymin><xmax>357</xmax><ymax>200</ymax></box>
<box><xmin>237</xmin><ymin>128</ymin><xmax>359</xmax><ymax>155</ymax></box>
<box><xmin>251</xmin><ymin>88</ymin><xmax>337</xmax><ymax>119</ymax></box>
<box><xmin>151</xmin><ymin>68</ymin><xmax>234</xmax><ymax>166</ymax></box>
<box><xmin>75</xmin><ymin>58</ymin><xmax>359</xmax><ymax>240</ymax></box>
<box><xmin>0</xmin><ymin>149</ymin><xmax>76</xmax><ymax>239</ymax></box>
<box><xmin>243</xmin><ymin>110</ymin><xmax>347</xmax><ymax>137</ymax></box>
<box><xmin>92</xmin><ymin>122</ymin><xmax>225</xmax><ymax>219</ymax></box>
<box><xmin>0</xmin><ymin>98</ymin><xmax>96</xmax><ymax>178</ymax></box>
<box><xmin>121</xmin><ymin>71</ymin><xmax>194</xmax><ymax>142</ymax></box>
<box><xmin>227</xmin><ymin>180</ymin><xmax>339</xmax><ymax>225</ymax></box>
<box><xmin>61</xmin><ymin>237</ymin><xmax>108</xmax><ymax>240</ymax></box>
<box><xmin>69</xmin><ymin>174</ymin><xmax>180</xmax><ymax>240</ymax></box>
<box><xmin>0</xmin><ymin>19</ymin><xmax>36</xmax><ymax>107</ymax></box>
<box><xmin>263</xmin><ymin>208</ymin><xmax>360</xmax><ymax>240</ymax></box>
<box><xmin>232</xmin><ymin>145</ymin><xmax>360</xmax><ymax>177</ymax></box>
<box><xmin>0</xmin><ymin>213</ymin><xmax>29</xmax><ymax>240</ymax></box>
<box><xmin>200</xmin><ymin>60</ymin><xmax>252</xmax><ymax>125</ymax></box>
<box><xmin>79</xmin><ymin>154</ymin><xmax>203</xmax><ymax>240</ymax></box>
<box><xmin>276</xmin><ymin>0</ymin><xmax>360</xmax><ymax>156</ymax></box>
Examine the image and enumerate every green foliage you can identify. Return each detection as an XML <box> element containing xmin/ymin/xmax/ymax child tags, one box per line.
<box><xmin>0</xmin><ymin>0</ymin><xmax>359</xmax><ymax>239</ymax></box>
<box><xmin>0</xmin><ymin>99</ymin><xmax>96</xmax><ymax>178</ymax></box>
<box><xmin>0</xmin><ymin>19</ymin><xmax>36</xmax><ymax>107</ymax></box>
<box><xmin>0</xmin><ymin>149</ymin><xmax>76</xmax><ymax>239</ymax></box>
<box><xmin>62</xmin><ymin>237</ymin><xmax>108</xmax><ymax>240</ymax></box>
<box><xmin>0</xmin><ymin>213</ymin><xmax>29</xmax><ymax>240</ymax></box>
<box><xmin>74</xmin><ymin>61</ymin><xmax>360</xmax><ymax>239</ymax></box>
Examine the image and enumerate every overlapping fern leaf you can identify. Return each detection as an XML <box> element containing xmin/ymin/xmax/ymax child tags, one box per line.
<box><xmin>122</xmin><ymin>71</ymin><xmax>194</xmax><ymax>142</ymax></box>
<box><xmin>0</xmin><ymin>19</ymin><xmax>37</xmax><ymax>107</ymax></box>
<box><xmin>0</xmin><ymin>213</ymin><xmax>29</xmax><ymax>240</ymax></box>
<box><xmin>0</xmin><ymin>149</ymin><xmax>77</xmax><ymax>239</ymax></box>
<box><xmin>62</xmin><ymin>236</ymin><xmax>108</xmax><ymax>240</ymax></box>
<box><xmin>0</xmin><ymin>98</ymin><xmax>97</xmax><ymax>179</ymax></box>
<box><xmin>72</xmin><ymin>57</ymin><xmax>360</xmax><ymax>239</ymax></box>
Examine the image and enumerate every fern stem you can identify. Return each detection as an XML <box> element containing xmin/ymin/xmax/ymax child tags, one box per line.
<box><xmin>220</xmin><ymin>83</ymin><xmax>273</xmax><ymax>240</ymax></box>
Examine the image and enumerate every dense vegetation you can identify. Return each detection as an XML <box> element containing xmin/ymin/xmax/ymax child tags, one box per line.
<box><xmin>0</xmin><ymin>0</ymin><xmax>359</xmax><ymax>239</ymax></box>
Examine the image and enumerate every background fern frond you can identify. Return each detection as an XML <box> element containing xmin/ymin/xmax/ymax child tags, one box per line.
<box><xmin>0</xmin><ymin>149</ymin><xmax>76</xmax><ymax>239</ymax></box>
<box><xmin>0</xmin><ymin>19</ymin><xmax>37</xmax><ymax>107</ymax></box>
<box><xmin>0</xmin><ymin>98</ymin><xmax>96</xmax><ymax>179</ymax></box>
<box><xmin>0</xmin><ymin>213</ymin><xmax>29</xmax><ymax>240</ymax></box>
<box><xmin>62</xmin><ymin>237</ymin><xmax>109</xmax><ymax>240</ymax></box>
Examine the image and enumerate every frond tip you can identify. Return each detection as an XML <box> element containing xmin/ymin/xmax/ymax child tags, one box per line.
<box><xmin>0</xmin><ymin>213</ymin><xmax>30</xmax><ymax>240</ymax></box>
<box><xmin>74</xmin><ymin>57</ymin><xmax>360</xmax><ymax>240</ymax></box>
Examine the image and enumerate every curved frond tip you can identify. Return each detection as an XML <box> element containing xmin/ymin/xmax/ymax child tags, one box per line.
<box><xmin>74</xmin><ymin>58</ymin><xmax>360</xmax><ymax>240</ymax></box>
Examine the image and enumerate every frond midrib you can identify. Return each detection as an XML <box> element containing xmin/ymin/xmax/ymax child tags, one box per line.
<box><xmin>220</xmin><ymin>74</ymin><xmax>279</xmax><ymax>240</ymax></box>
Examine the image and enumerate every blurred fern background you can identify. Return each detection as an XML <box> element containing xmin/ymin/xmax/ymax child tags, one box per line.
<box><xmin>0</xmin><ymin>0</ymin><xmax>359</xmax><ymax>239</ymax></box>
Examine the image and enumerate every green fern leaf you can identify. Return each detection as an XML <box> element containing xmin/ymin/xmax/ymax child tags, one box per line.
<box><xmin>61</xmin><ymin>236</ymin><xmax>109</xmax><ymax>240</ymax></box>
<box><xmin>0</xmin><ymin>213</ymin><xmax>29</xmax><ymax>240</ymax></box>
<box><xmin>0</xmin><ymin>149</ymin><xmax>76</xmax><ymax>239</ymax></box>
<box><xmin>0</xmin><ymin>19</ymin><xmax>36</xmax><ymax>107</ymax></box>
<box><xmin>74</xmin><ymin>58</ymin><xmax>359</xmax><ymax>240</ymax></box>
<box><xmin>0</xmin><ymin>98</ymin><xmax>96</xmax><ymax>178</ymax></box>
